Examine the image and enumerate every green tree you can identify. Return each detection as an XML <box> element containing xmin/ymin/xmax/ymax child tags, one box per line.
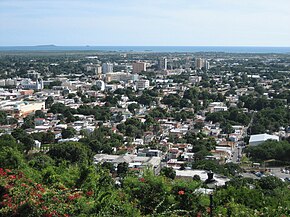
<box><xmin>160</xmin><ymin>167</ymin><xmax>176</xmax><ymax>179</ymax></box>
<box><xmin>128</xmin><ymin>103</ymin><xmax>140</xmax><ymax>115</ymax></box>
<box><xmin>34</xmin><ymin>110</ymin><xmax>45</xmax><ymax>118</ymax></box>
<box><xmin>28</xmin><ymin>153</ymin><xmax>55</xmax><ymax>170</ymax></box>
<box><xmin>47</xmin><ymin>142</ymin><xmax>90</xmax><ymax>164</ymax></box>
<box><xmin>117</xmin><ymin>162</ymin><xmax>129</xmax><ymax>178</ymax></box>
<box><xmin>21</xmin><ymin>115</ymin><xmax>35</xmax><ymax>129</ymax></box>
<box><xmin>61</xmin><ymin>127</ymin><xmax>76</xmax><ymax>139</ymax></box>
<box><xmin>0</xmin><ymin>111</ymin><xmax>7</xmax><ymax>125</ymax></box>
<box><xmin>0</xmin><ymin>146</ymin><xmax>25</xmax><ymax>169</ymax></box>
<box><xmin>45</xmin><ymin>96</ymin><xmax>54</xmax><ymax>109</ymax></box>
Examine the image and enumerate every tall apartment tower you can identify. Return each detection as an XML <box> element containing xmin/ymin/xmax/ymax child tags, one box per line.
<box><xmin>158</xmin><ymin>57</ymin><xmax>167</xmax><ymax>70</ymax></box>
<box><xmin>195</xmin><ymin>58</ymin><xmax>204</xmax><ymax>70</ymax></box>
<box><xmin>205</xmin><ymin>61</ymin><xmax>210</xmax><ymax>71</ymax></box>
<box><xmin>132</xmin><ymin>62</ymin><xmax>146</xmax><ymax>73</ymax></box>
<box><xmin>102</xmin><ymin>63</ymin><xmax>114</xmax><ymax>74</ymax></box>
<box><xmin>195</xmin><ymin>58</ymin><xmax>210</xmax><ymax>71</ymax></box>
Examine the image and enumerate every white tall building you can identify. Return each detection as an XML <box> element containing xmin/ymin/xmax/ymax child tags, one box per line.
<box><xmin>158</xmin><ymin>57</ymin><xmax>167</xmax><ymax>70</ymax></box>
<box><xmin>102</xmin><ymin>63</ymin><xmax>113</xmax><ymax>74</ymax></box>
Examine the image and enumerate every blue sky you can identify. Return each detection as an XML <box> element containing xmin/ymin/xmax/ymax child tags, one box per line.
<box><xmin>0</xmin><ymin>0</ymin><xmax>289</xmax><ymax>46</ymax></box>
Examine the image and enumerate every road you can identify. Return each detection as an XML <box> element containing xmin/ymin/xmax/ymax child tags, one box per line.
<box><xmin>244</xmin><ymin>111</ymin><xmax>256</xmax><ymax>138</ymax></box>
<box><xmin>230</xmin><ymin>144</ymin><xmax>243</xmax><ymax>163</ymax></box>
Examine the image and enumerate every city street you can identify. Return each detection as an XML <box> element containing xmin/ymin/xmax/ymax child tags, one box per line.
<box><xmin>231</xmin><ymin>144</ymin><xmax>243</xmax><ymax>163</ymax></box>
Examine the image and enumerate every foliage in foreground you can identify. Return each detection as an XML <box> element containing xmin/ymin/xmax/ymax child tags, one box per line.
<box><xmin>1</xmin><ymin>137</ymin><xmax>290</xmax><ymax>216</ymax></box>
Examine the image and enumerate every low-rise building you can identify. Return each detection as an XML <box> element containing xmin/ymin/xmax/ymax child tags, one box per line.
<box><xmin>94</xmin><ymin>154</ymin><xmax>161</xmax><ymax>175</ymax></box>
<box><xmin>249</xmin><ymin>133</ymin><xmax>279</xmax><ymax>146</ymax></box>
<box><xmin>136</xmin><ymin>80</ymin><xmax>150</xmax><ymax>90</ymax></box>
<box><xmin>0</xmin><ymin>100</ymin><xmax>45</xmax><ymax>117</ymax></box>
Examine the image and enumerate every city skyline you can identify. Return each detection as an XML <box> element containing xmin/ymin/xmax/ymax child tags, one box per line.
<box><xmin>0</xmin><ymin>0</ymin><xmax>290</xmax><ymax>46</ymax></box>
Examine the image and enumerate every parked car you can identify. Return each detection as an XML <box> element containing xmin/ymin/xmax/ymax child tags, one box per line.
<box><xmin>255</xmin><ymin>172</ymin><xmax>262</xmax><ymax>177</ymax></box>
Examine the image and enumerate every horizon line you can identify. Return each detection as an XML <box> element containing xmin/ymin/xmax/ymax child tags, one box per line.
<box><xmin>1</xmin><ymin>45</ymin><xmax>290</xmax><ymax>48</ymax></box>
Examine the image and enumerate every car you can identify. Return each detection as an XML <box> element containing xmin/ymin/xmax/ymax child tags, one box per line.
<box><xmin>255</xmin><ymin>172</ymin><xmax>262</xmax><ymax>177</ymax></box>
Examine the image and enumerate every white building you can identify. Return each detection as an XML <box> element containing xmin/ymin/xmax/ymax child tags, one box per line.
<box><xmin>158</xmin><ymin>57</ymin><xmax>167</xmax><ymax>70</ymax></box>
<box><xmin>208</xmin><ymin>102</ymin><xmax>228</xmax><ymax>113</ymax></box>
<box><xmin>102</xmin><ymin>63</ymin><xmax>113</xmax><ymax>74</ymax></box>
<box><xmin>249</xmin><ymin>133</ymin><xmax>279</xmax><ymax>146</ymax></box>
<box><xmin>20</xmin><ymin>78</ymin><xmax>43</xmax><ymax>90</ymax></box>
<box><xmin>0</xmin><ymin>100</ymin><xmax>45</xmax><ymax>117</ymax></box>
<box><xmin>106</xmin><ymin>72</ymin><xmax>139</xmax><ymax>82</ymax></box>
<box><xmin>137</xmin><ymin>80</ymin><xmax>150</xmax><ymax>90</ymax></box>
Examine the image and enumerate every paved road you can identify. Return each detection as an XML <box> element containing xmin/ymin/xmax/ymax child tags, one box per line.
<box><xmin>231</xmin><ymin>145</ymin><xmax>243</xmax><ymax>163</ymax></box>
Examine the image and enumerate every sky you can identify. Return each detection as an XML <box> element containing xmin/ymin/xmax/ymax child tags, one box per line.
<box><xmin>0</xmin><ymin>0</ymin><xmax>289</xmax><ymax>46</ymax></box>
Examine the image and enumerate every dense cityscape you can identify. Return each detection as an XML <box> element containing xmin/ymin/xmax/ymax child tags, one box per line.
<box><xmin>0</xmin><ymin>49</ymin><xmax>289</xmax><ymax>216</ymax></box>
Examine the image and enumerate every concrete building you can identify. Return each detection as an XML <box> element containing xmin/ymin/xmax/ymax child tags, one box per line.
<box><xmin>5</xmin><ymin>79</ymin><xmax>17</xmax><ymax>86</ymax></box>
<box><xmin>0</xmin><ymin>79</ymin><xmax>17</xmax><ymax>87</ymax></box>
<box><xmin>94</xmin><ymin>154</ymin><xmax>161</xmax><ymax>175</ymax></box>
<box><xmin>195</xmin><ymin>58</ymin><xmax>204</xmax><ymax>70</ymax></box>
<box><xmin>137</xmin><ymin>80</ymin><xmax>150</xmax><ymax>90</ymax></box>
<box><xmin>102</xmin><ymin>63</ymin><xmax>113</xmax><ymax>74</ymax></box>
<box><xmin>106</xmin><ymin>72</ymin><xmax>139</xmax><ymax>82</ymax></box>
<box><xmin>189</xmin><ymin>76</ymin><xmax>202</xmax><ymax>84</ymax></box>
<box><xmin>20</xmin><ymin>78</ymin><xmax>44</xmax><ymax>90</ymax></box>
<box><xmin>195</xmin><ymin>58</ymin><xmax>210</xmax><ymax>70</ymax></box>
<box><xmin>132</xmin><ymin>62</ymin><xmax>146</xmax><ymax>73</ymax></box>
<box><xmin>0</xmin><ymin>101</ymin><xmax>45</xmax><ymax>117</ymax></box>
<box><xmin>0</xmin><ymin>80</ymin><xmax>5</xmax><ymax>86</ymax></box>
<box><xmin>249</xmin><ymin>134</ymin><xmax>279</xmax><ymax>146</ymax></box>
<box><xmin>205</xmin><ymin>61</ymin><xmax>210</xmax><ymax>71</ymax></box>
<box><xmin>208</xmin><ymin>102</ymin><xmax>228</xmax><ymax>113</ymax></box>
<box><xmin>158</xmin><ymin>57</ymin><xmax>167</xmax><ymax>70</ymax></box>
<box><xmin>86</xmin><ymin>64</ymin><xmax>102</xmax><ymax>75</ymax></box>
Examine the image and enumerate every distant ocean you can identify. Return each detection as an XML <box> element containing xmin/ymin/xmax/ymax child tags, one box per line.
<box><xmin>0</xmin><ymin>46</ymin><xmax>290</xmax><ymax>53</ymax></box>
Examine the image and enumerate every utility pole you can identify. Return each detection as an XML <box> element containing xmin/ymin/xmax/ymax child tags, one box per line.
<box><xmin>209</xmin><ymin>193</ymin><xmax>213</xmax><ymax>217</ymax></box>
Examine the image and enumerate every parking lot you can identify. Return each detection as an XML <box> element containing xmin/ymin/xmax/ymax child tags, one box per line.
<box><xmin>269</xmin><ymin>167</ymin><xmax>290</xmax><ymax>179</ymax></box>
<box><xmin>242</xmin><ymin>167</ymin><xmax>290</xmax><ymax>182</ymax></box>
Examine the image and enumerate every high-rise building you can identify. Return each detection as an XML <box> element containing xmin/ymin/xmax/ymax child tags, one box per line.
<box><xmin>195</xmin><ymin>58</ymin><xmax>204</xmax><ymax>70</ymax></box>
<box><xmin>158</xmin><ymin>57</ymin><xmax>167</xmax><ymax>70</ymax></box>
<box><xmin>195</xmin><ymin>58</ymin><xmax>210</xmax><ymax>70</ymax></box>
<box><xmin>102</xmin><ymin>63</ymin><xmax>113</xmax><ymax>74</ymax></box>
<box><xmin>205</xmin><ymin>61</ymin><xmax>210</xmax><ymax>71</ymax></box>
<box><xmin>132</xmin><ymin>62</ymin><xmax>146</xmax><ymax>73</ymax></box>
<box><xmin>96</xmin><ymin>66</ymin><xmax>102</xmax><ymax>75</ymax></box>
<box><xmin>86</xmin><ymin>64</ymin><xmax>102</xmax><ymax>76</ymax></box>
